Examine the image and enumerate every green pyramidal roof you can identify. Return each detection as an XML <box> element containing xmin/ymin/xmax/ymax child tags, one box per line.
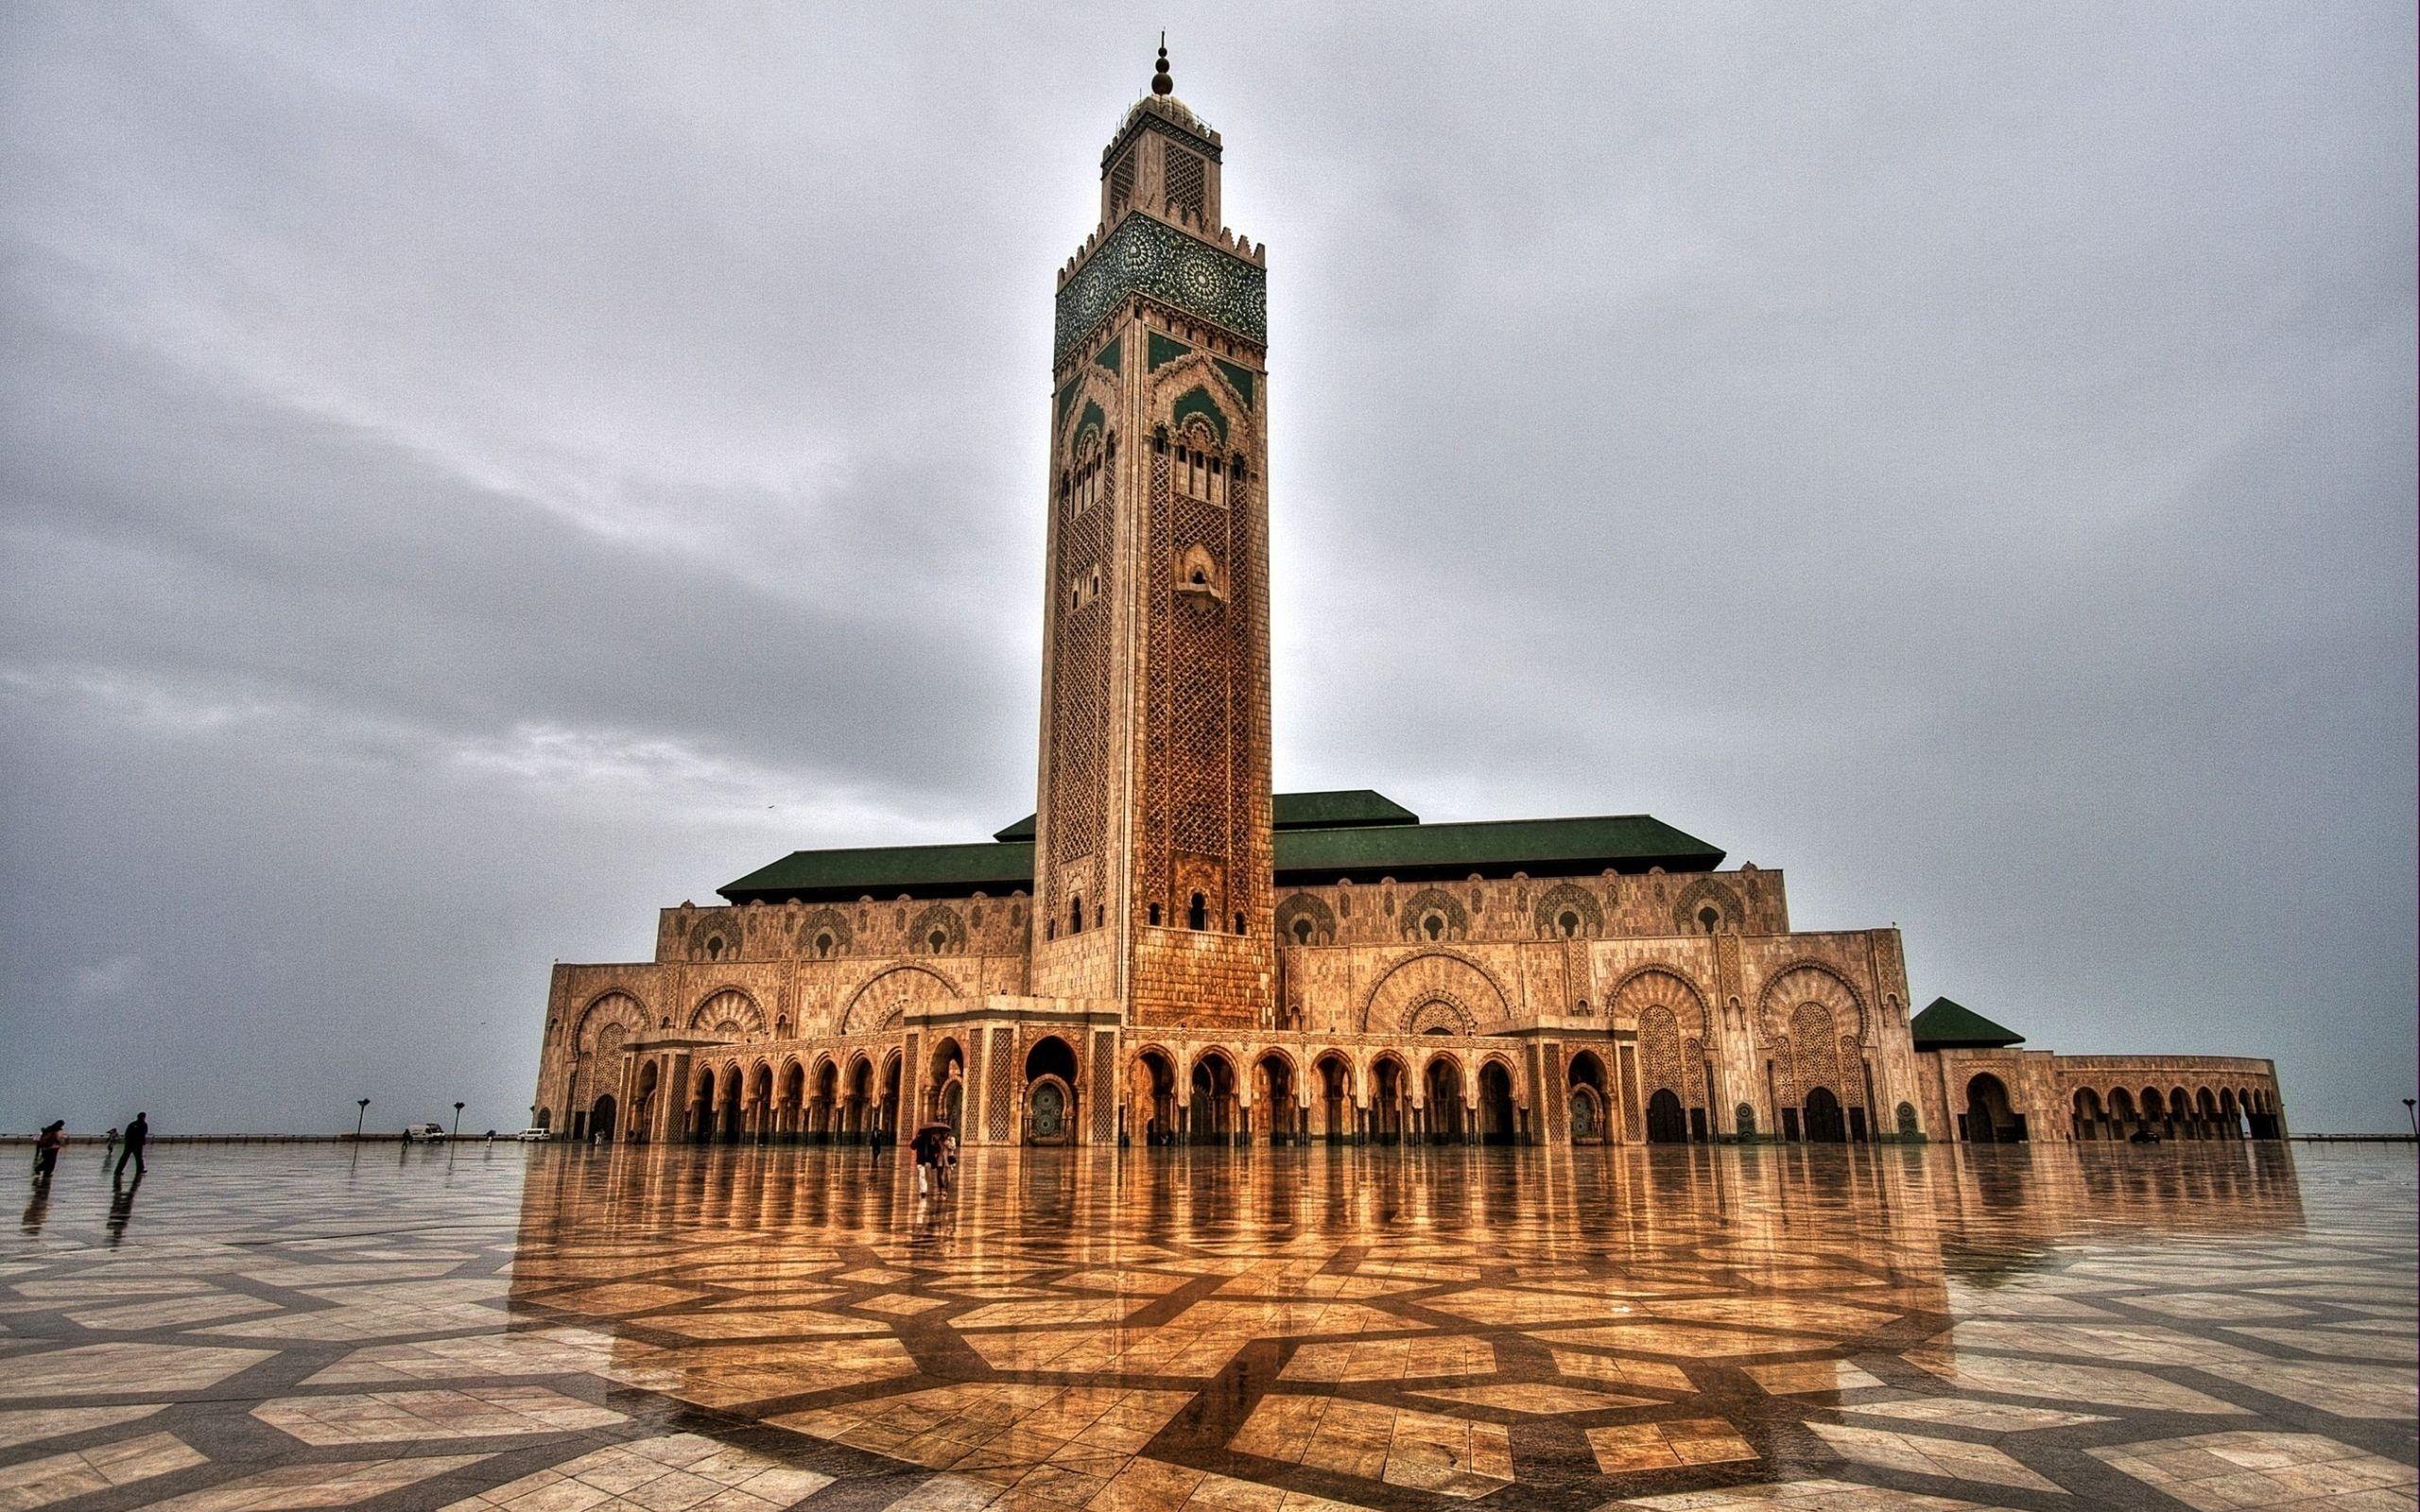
<box><xmin>720</xmin><ymin>792</ymin><xmax>1722</xmax><ymax>904</ymax></box>
<box><xmin>1910</xmin><ymin>997</ymin><xmax>2026</xmax><ymax>1050</ymax></box>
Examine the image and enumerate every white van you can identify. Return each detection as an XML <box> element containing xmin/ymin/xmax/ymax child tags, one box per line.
<box><xmin>401</xmin><ymin>1123</ymin><xmax>449</xmax><ymax>1143</ymax></box>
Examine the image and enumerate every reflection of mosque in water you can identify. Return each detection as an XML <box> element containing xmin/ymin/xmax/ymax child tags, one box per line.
<box><xmin>506</xmin><ymin>1142</ymin><xmax>2309</xmax><ymax>1290</ymax></box>
<box><xmin>497</xmin><ymin>1143</ymin><xmax>2348</xmax><ymax>1505</ymax></box>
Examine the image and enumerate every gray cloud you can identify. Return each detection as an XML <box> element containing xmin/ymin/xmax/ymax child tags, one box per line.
<box><xmin>2</xmin><ymin>3</ymin><xmax>2411</xmax><ymax>1135</ymax></box>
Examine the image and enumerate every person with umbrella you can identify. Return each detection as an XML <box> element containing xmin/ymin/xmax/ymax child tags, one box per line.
<box><xmin>910</xmin><ymin>1122</ymin><xmax>950</xmax><ymax>1196</ymax></box>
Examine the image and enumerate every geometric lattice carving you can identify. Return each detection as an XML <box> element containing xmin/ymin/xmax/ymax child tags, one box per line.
<box><xmin>1164</xmin><ymin>146</ymin><xmax>1206</xmax><ymax>220</ymax></box>
<box><xmin>1639</xmin><ymin>1006</ymin><xmax>1685</xmax><ymax>1103</ymax></box>
<box><xmin>1091</xmin><ymin>1030</ymin><xmax>1118</xmax><ymax>1143</ymax></box>
<box><xmin>985</xmin><ymin>1031</ymin><xmax>1014</xmax><ymax>1143</ymax></box>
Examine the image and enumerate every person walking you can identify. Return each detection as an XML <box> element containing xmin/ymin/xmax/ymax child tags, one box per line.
<box><xmin>103</xmin><ymin>1127</ymin><xmax>119</xmax><ymax>1162</ymax></box>
<box><xmin>911</xmin><ymin>1123</ymin><xmax>941</xmax><ymax>1195</ymax></box>
<box><xmin>938</xmin><ymin>1130</ymin><xmax>959</xmax><ymax>1195</ymax></box>
<box><xmin>31</xmin><ymin>1122</ymin><xmax>64</xmax><ymax>1186</ymax></box>
<box><xmin>113</xmin><ymin>1112</ymin><xmax>147</xmax><ymax>1183</ymax></box>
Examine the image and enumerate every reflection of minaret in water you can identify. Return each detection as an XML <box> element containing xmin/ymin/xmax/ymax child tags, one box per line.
<box><xmin>1029</xmin><ymin>42</ymin><xmax>1275</xmax><ymax>1029</ymax></box>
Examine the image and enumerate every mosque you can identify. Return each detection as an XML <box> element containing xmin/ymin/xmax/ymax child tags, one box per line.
<box><xmin>530</xmin><ymin>50</ymin><xmax>2284</xmax><ymax>1150</ymax></box>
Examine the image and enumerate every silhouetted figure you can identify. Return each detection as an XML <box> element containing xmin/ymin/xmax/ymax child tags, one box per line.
<box><xmin>103</xmin><ymin>1126</ymin><xmax>119</xmax><ymax>1162</ymax></box>
<box><xmin>105</xmin><ymin>1179</ymin><xmax>138</xmax><ymax>1246</ymax></box>
<box><xmin>114</xmin><ymin>1113</ymin><xmax>147</xmax><ymax>1182</ymax></box>
<box><xmin>31</xmin><ymin>1122</ymin><xmax>64</xmax><ymax>1186</ymax></box>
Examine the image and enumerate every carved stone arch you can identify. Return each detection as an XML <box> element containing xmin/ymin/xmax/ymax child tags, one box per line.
<box><xmin>687</xmin><ymin>914</ymin><xmax>743</xmax><ymax>963</ymax></box>
<box><xmin>1063</xmin><ymin>386</ymin><xmax>1115</xmax><ymax>455</ymax></box>
<box><xmin>1250</xmin><ymin>1042</ymin><xmax>1303</xmax><ymax>1091</ymax></box>
<box><xmin>907</xmin><ymin>902</ymin><xmax>967</xmax><ymax>956</ymax></box>
<box><xmin>840</xmin><ymin>964</ymin><xmax>961</xmax><ymax>1034</ymax></box>
<box><xmin>1477</xmin><ymin>1049</ymin><xmax>1524</xmax><ymax>1102</ymax></box>
<box><xmin>1275</xmin><ymin>891</ymin><xmax>1338</xmax><ymax>946</ymax></box>
<box><xmin>1358</xmin><ymin>950</ymin><xmax>1512</xmax><ymax>1033</ymax></box>
<box><xmin>1395</xmin><ymin>887</ymin><xmax>1469</xmax><ymax>943</ymax></box>
<box><xmin>1533</xmin><ymin>882</ymin><xmax>1603</xmax><ymax>939</ymax></box>
<box><xmin>796</xmin><ymin>907</ymin><xmax>853</xmax><ymax>959</ymax></box>
<box><xmin>1421</xmin><ymin>1048</ymin><xmax>1468</xmax><ymax>1107</ymax></box>
<box><xmin>1170</xmin><ymin>347</ymin><xmax>1258</xmax><ymax>431</ymax></box>
<box><xmin>1608</xmin><ymin>966</ymin><xmax>1711</xmax><ymax>1040</ymax></box>
<box><xmin>1403</xmin><ymin>995</ymin><xmax>1478</xmax><ymax>1036</ymax></box>
<box><xmin>1754</xmin><ymin>962</ymin><xmax>1869</xmax><ymax>1046</ymax></box>
<box><xmin>1672</xmin><ymin>876</ymin><xmax>1746</xmax><ymax>936</ymax></box>
<box><xmin>689</xmin><ymin>987</ymin><xmax>766</xmax><ymax>1039</ymax></box>
<box><xmin>1152</xmin><ymin>358</ymin><xmax>1260</xmax><ymax>451</ymax></box>
<box><xmin>574</xmin><ymin>990</ymin><xmax>648</xmax><ymax>1052</ymax></box>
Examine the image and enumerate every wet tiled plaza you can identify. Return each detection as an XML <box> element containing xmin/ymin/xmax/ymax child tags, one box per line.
<box><xmin>2</xmin><ymin>1143</ymin><xmax>2412</xmax><ymax>1512</ymax></box>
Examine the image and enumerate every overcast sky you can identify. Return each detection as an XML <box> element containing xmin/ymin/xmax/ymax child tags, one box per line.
<box><xmin>3</xmin><ymin>4</ymin><xmax>2411</xmax><ymax>1137</ymax></box>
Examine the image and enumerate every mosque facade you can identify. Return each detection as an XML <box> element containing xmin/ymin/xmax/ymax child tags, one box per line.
<box><xmin>530</xmin><ymin>54</ymin><xmax>2284</xmax><ymax>1151</ymax></box>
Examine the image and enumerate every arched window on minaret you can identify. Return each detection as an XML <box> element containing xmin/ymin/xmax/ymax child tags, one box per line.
<box><xmin>1066</xmin><ymin>426</ymin><xmax>1110</xmax><ymax>520</ymax></box>
<box><xmin>1068</xmin><ymin>894</ymin><xmax>1084</xmax><ymax>936</ymax></box>
<box><xmin>1187</xmin><ymin>892</ymin><xmax>1208</xmax><ymax>931</ymax></box>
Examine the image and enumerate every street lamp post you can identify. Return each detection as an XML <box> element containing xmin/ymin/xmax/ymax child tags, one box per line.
<box><xmin>2403</xmin><ymin>1098</ymin><xmax>2414</xmax><ymax>1139</ymax></box>
<box><xmin>354</xmin><ymin>1099</ymin><xmax>371</xmax><ymax>1140</ymax></box>
<box><xmin>452</xmin><ymin>1102</ymin><xmax>466</xmax><ymax>1141</ymax></box>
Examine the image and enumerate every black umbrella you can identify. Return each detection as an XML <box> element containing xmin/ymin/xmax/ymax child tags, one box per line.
<box><xmin>913</xmin><ymin>1123</ymin><xmax>954</xmax><ymax>1142</ymax></box>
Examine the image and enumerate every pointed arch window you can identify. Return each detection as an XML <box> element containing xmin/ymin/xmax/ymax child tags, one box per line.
<box><xmin>1171</xmin><ymin>420</ymin><xmax>1227</xmax><ymax>504</ymax></box>
<box><xmin>1064</xmin><ymin>428</ymin><xmax>1111</xmax><ymax>520</ymax></box>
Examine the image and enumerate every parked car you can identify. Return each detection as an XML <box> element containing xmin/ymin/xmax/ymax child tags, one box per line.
<box><xmin>401</xmin><ymin>1123</ymin><xmax>449</xmax><ymax>1143</ymax></box>
<box><xmin>513</xmin><ymin>1127</ymin><xmax>552</xmax><ymax>1143</ymax></box>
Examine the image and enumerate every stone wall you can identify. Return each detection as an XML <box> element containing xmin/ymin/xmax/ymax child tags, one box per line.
<box><xmin>651</xmin><ymin>894</ymin><xmax>1031</xmax><ymax>966</ymax></box>
<box><xmin>1272</xmin><ymin>866</ymin><xmax>1788</xmax><ymax>951</ymax></box>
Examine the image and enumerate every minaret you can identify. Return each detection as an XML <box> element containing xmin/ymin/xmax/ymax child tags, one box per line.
<box><xmin>1029</xmin><ymin>44</ymin><xmax>1274</xmax><ymax>1028</ymax></box>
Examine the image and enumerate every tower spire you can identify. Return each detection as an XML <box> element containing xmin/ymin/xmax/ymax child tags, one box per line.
<box><xmin>1152</xmin><ymin>34</ymin><xmax>1173</xmax><ymax>96</ymax></box>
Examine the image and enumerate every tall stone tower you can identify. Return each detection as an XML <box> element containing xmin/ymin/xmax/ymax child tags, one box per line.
<box><xmin>1029</xmin><ymin>46</ymin><xmax>1274</xmax><ymax>1028</ymax></box>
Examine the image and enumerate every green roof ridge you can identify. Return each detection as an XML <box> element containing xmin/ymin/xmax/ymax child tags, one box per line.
<box><xmin>724</xmin><ymin>806</ymin><xmax>1723</xmax><ymax>903</ymax></box>
<box><xmin>1910</xmin><ymin>996</ymin><xmax>2027</xmax><ymax>1049</ymax></box>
